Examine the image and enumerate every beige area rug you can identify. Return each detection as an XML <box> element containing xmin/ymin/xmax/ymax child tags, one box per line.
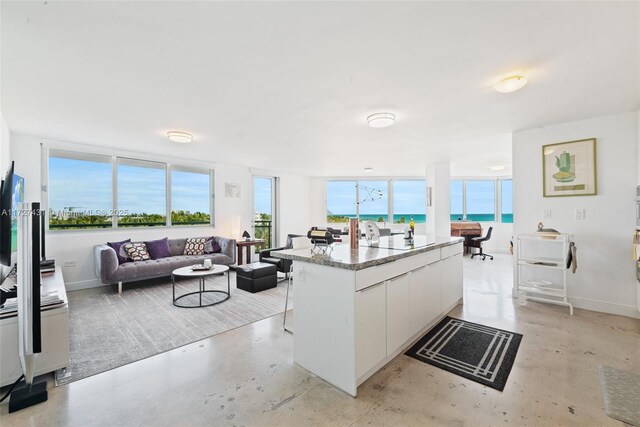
<box><xmin>57</xmin><ymin>272</ymin><xmax>289</xmax><ymax>385</ymax></box>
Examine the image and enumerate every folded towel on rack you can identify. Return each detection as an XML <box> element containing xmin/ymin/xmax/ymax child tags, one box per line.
<box><xmin>567</xmin><ymin>242</ymin><xmax>577</xmax><ymax>273</ymax></box>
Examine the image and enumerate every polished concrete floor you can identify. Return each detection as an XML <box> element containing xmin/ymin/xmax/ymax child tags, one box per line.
<box><xmin>1</xmin><ymin>254</ymin><xmax>638</xmax><ymax>426</ymax></box>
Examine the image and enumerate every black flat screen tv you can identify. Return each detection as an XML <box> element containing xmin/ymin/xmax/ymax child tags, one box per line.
<box><xmin>0</xmin><ymin>162</ymin><xmax>24</xmax><ymax>267</ymax></box>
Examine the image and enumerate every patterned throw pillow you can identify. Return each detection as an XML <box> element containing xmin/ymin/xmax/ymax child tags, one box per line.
<box><xmin>123</xmin><ymin>242</ymin><xmax>151</xmax><ymax>262</ymax></box>
<box><xmin>183</xmin><ymin>237</ymin><xmax>207</xmax><ymax>255</ymax></box>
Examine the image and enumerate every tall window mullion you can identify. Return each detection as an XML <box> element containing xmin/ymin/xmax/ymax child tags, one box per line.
<box><xmin>112</xmin><ymin>155</ymin><xmax>118</xmax><ymax>228</ymax></box>
<box><xmin>166</xmin><ymin>164</ymin><xmax>172</xmax><ymax>227</ymax></box>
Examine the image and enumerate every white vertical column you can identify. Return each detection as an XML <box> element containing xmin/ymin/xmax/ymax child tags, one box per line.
<box><xmin>426</xmin><ymin>161</ymin><xmax>451</xmax><ymax>238</ymax></box>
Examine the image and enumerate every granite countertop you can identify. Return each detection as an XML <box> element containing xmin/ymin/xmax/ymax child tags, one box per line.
<box><xmin>271</xmin><ymin>236</ymin><xmax>464</xmax><ymax>271</ymax></box>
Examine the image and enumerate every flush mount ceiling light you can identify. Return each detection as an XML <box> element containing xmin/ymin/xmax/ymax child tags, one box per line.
<box><xmin>490</xmin><ymin>165</ymin><xmax>506</xmax><ymax>171</ymax></box>
<box><xmin>167</xmin><ymin>131</ymin><xmax>193</xmax><ymax>144</ymax></box>
<box><xmin>494</xmin><ymin>75</ymin><xmax>528</xmax><ymax>93</ymax></box>
<box><xmin>367</xmin><ymin>112</ymin><xmax>396</xmax><ymax>128</ymax></box>
<box><xmin>364</xmin><ymin>167</ymin><xmax>373</xmax><ymax>172</ymax></box>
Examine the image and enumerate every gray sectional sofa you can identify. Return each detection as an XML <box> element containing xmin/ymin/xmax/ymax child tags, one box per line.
<box><xmin>95</xmin><ymin>236</ymin><xmax>236</xmax><ymax>293</ymax></box>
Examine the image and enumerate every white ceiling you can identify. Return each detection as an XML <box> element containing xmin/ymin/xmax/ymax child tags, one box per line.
<box><xmin>2</xmin><ymin>1</ymin><xmax>639</xmax><ymax>177</ymax></box>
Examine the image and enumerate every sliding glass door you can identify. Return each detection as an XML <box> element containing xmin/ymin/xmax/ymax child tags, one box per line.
<box><xmin>253</xmin><ymin>176</ymin><xmax>277</xmax><ymax>251</ymax></box>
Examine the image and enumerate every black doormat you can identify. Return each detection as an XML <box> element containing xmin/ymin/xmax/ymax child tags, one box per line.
<box><xmin>405</xmin><ymin>316</ymin><xmax>522</xmax><ymax>391</ymax></box>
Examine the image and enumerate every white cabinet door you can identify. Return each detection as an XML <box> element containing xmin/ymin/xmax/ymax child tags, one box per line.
<box><xmin>355</xmin><ymin>282</ymin><xmax>387</xmax><ymax>379</ymax></box>
<box><xmin>386</xmin><ymin>273</ymin><xmax>411</xmax><ymax>355</ymax></box>
<box><xmin>408</xmin><ymin>262</ymin><xmax>442</xmax><ymax>338</ymax></box>
<box><xmin>408</xmin><ymin>266</ymin><xmax>428</xmax><ymax>337</ymax></box>
<box><xmin>441</xmin><ymin>253</ymin><xmax>463</xmax><ymax>312</ymax></box>
<box><xmin>424</xmin><ymin>261</ymin><xmax>442</xmax><ymax>326</ymax></box>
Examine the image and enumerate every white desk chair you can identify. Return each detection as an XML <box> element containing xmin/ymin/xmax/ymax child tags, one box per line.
<box><xmin>284</xmin><ymin>236</ymin><xmax>312</xmax><ymax>333</ymax></box>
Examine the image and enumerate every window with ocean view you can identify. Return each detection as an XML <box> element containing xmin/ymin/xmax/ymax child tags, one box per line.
<box><xmin>48</xmin><ymin>150</ymin><xmax>113</xmax><ymax>229</ymax></box>
<box><xmin>450</xmin><ymin>178</ymin><xmax>512</xmax><ymax>223</ymax></box>
<box><xmin>46</xmin><ymin>147</ymin><xmax>214</xmax><ymax>230</ymax></box>
<box><xmin>450</xmin><ymin>180</ymin><xmax>464</xmax><ymax>221</ymax></box>
<box><xmin>171</xmin><ymin>167</ymin><xmax>212</xmax><ymax>225</ymax></box>
<box><xmin>501</xmin><ymin>179</ymin><xmax>513</xmax><ymax>223</ymax></box>
<box><xmin>393</xmin><ymin>180</ymin><xmax>426</xmax><ymax>224</ymax></box>
<box><xmin>466</xmin><ymin>180</ymin><xmax>495</xmax><ymax>221</ymax></box>
<box><xmin>326</xmin><ymin>179</ymin><xmax>426</xmax><ymax>224</ymax></box>
<box><xmin>326</xmin><ymin>181</ymin><xmax>356</xmax><ymax>223</ymax></box>
<box><xmin>358</xmin><ymin>180</ymin><xmax>389</xmax><ymax>223</ymax></box>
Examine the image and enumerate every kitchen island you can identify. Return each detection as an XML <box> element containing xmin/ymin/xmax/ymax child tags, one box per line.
<box><xmin>272</xmin><ymin>235</ymin><xmax>464</xmax><ymax>396</ymax></box>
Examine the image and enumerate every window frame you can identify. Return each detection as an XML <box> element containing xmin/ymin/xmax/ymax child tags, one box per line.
<box><xmin>325</xmin><ymin>178</ymin><xmax>426</xmax><ymax>224</ymax></box>
<box><xmin>42</xmin><ymin>144</ymin><xmax>215</xmax><ymax>232</ymax></box>
<box><xmin>116</xmin><ymin>156</ymin><xmax>168</xmax><ymax>228</ymax></box>
<box><xmin>450</xmin><ymin>177</ymin><xmax>512</xmax><ymax>223</ymax></box>
<box><xmin>499</xmin><ymin>178</ymin><xmax>513</xmax><ymax>223</ymax></box>
<box><xmin>170</xmin><ymin>165</ymin><xmax>215</xmax><ymax>227</ymax></box>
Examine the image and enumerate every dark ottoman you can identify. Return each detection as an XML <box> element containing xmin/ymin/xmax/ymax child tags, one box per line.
<box><xmin>236</xmin><ymin>262</ymin><xmax>278</xmax><ymax>293</ymax></box>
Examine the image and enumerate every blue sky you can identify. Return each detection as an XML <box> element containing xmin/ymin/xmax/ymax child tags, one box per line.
<box><xmin>327</xmin><ymin>179</ymin><xmax>511</xmax><ymax>216</ymax></box>
<box><xmin>49</xmin><ymin>157</ymin><xmax>210</xmax><ymax>214</ymax></box>
<box><xmin>327</xmin><ymin>180</ymin><xmax>426</xmax><ymax>215</ymax></box>
<box><xmin>452</xmin><ymin>179</ymin><xmax>512</xmax><ymax>215</ymax></box>
<box><xmin>254</xmin><ymin>177</ymin><xmax>272</xmax><ymax>214</ymax></box>
<box><xmin>49</xmin><ymin>157</ymin><xmax>113</xmax><ymax>212</ymax></box>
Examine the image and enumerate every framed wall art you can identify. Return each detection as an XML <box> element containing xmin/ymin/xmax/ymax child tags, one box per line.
<box><xmin>224</xmin><ymin>182</ymin><xmax>241</xmax><ymax>198</ymax></box>
<box><xmin>542</xmin><ymin>138</ymin><xmax>597</xmax><ymax>197</ymax></box>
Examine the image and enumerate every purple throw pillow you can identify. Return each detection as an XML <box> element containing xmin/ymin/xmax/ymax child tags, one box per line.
<box><xmin>107</xmin><ymin>239</ymin><xmax>131</xmax><ymax>264</ymax></box>
<box><xmin>145</xmin><ymin>237</ymin><xmax>172</xmax><ymax>260</ymax></box>
<box><xmin>205</xmin><ymin>237</ymin><xmax>222</xmax><ymax>254</ymax></box>
<box><xmin>210</xmin><ymin>237</ymin><xmax>222</xmax><ymax>254</ymax></box>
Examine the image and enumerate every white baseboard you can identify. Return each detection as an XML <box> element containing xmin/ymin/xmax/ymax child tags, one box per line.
<box><xmin>65</xmin><ymin>278</ymin><xmax>105</xmax><ymax>292</ymax></box>
<box><xmin>509</xmin><ymin>290</ymin><xmax>639</xmax><ymax>319</ymax></box>
<box><xmin>571</xmin><ymin>296</ymin><xmax>639</xmax><ymax>319</ymax></box>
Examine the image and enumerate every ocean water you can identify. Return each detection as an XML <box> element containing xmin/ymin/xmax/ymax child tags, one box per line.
<box><xmin>328</xmin><ymin>213</ymin><xmax>513</xmax><ymax>224</ymax></box>
<box><xmin>450</xmin><ymin>214</ymin><xmax>513</xmax><ymax>223</ymax></box>
<box><xmin>327</xmin><ymin>214</ymin><xmax>427</xmax><ymax>223</ymax></box>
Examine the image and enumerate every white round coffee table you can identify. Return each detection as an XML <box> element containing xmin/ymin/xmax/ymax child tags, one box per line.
<box><xmin>171</xmin><ymin>265</ymin><xmax>230</xmax><ymax>308</ymax></box>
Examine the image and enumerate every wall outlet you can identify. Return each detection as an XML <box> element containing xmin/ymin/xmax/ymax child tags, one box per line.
<box><xmin>543</xmin><ymin>209</ymin><xmax>552</xmax><ymax>219</ymax></box>
<box><xmin>575</xmin><ymin>209</ymin><xmax>585</xmax><ymax>220</ymax></box>
<box><xmin>63</xmin><ymin>261</ymin><xmax>76</xmax><ymax>268</ymax></box>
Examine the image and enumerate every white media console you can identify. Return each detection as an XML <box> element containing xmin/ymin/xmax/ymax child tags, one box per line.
<box><xmin>0</xmin><ymin>266</ymin><xmax>70</xmax><ymax>387</ymax></box>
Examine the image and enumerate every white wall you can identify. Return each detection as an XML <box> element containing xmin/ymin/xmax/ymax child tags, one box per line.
<box><xmin>0</xmin><ymin>114</ymin><xmax>9</xmax><ymax>175</ymax></box>
<box><xmin>0</xmin><ymin>113</ymin><xmax>12</xmax><ymax>282</ymax></box>
<box><xmin>277</xmin><ymin>174</ymin><xmax>310</xmax><ymax>244</ymax></box>
<box><xmin>11</xmin><ymin>133</ymin><xmax>310</xmax><ymax>291</ymax></box>
<box><xmin>513</xmin><ymin>111</ymin><xmax>639</xmax><ymax>319</ymax></box>
<box><xmin>474</xmin><ymin>222</ymin><xmax>512</xmax><ymax>254</ymax></box>
<box><xmin>426</xmin><ymin>162</ymin><xmax>451</xmax><ymax>239</ymax></box>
